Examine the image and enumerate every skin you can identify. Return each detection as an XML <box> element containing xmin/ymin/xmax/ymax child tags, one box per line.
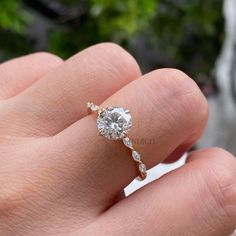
<box><xmin>0</xmin><ymin>43</ymin><xmax>235</xmax><ymax>236</ymax></box>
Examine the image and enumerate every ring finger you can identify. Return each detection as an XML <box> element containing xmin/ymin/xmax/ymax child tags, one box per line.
<box><xmin>50</xmin><ymin>68</ymin><xmax>208</xmax><ymax>212</ymax></box>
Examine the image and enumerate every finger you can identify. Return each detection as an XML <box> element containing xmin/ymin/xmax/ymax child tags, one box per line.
<box><xmin>0</xmin><ymin>52</ymin><xmax>62</xmax><ymax>99</ymax></box>
<box><xmin>92</xmin><ymin>148</ymin><xmax>236</xmax><ymax>236</ymax></box>
<box><xmin>231</xmin><ymin>230</ymin><xmax>236</xmax><ymax>236</ymax></box>
<box><xmin>51</xmin><ymin>68</ymin><xmax>208</xmax><ymax>211</ymax></box>
<box><xmin>4</xmin><ymin>43</ymin><xmax>141</xmax><ymax>136</ymax></box>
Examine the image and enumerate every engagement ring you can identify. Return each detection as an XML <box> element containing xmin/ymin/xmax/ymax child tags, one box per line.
<box><xmin>87</xmin><ymin>102</ymin><xmax>147</xmax><ymax>180</ymax></box>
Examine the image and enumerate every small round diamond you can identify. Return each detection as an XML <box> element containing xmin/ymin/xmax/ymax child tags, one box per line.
<box><xmin>97</xmin><ymin>106</ymin><xmax>132</xmax><ymax>140</ymax></box>
<box><xmin>87</xmin><ymin>102</ymin><xmax>99</xmax><ymax>112</ymax></box>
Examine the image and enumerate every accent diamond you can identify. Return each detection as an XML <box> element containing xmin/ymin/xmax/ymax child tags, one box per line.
<box><xmin>139</xmin><ymin>163</ymin><xmax>146</xmax><ymax>173</ymax></box>
<box><xmin>97</xmin><ymin>106</ymin><xmax>132</xmax><ymax>140</ymax></box>
<box><xmin>87</xmin><ymin>102</ymin><xmax>99</xmax><ymax>112</ymax></box>
<box><xmin>132</xmin><ymin>150</ymin><xmax>141</xmax><ymax>161</ymax></box>
<box><xmin>123</xmin><ymin>137</ymin><xmax>133</xmax><ymax>148</ymax></box>
<box><xmin>87</xmin><ymin>103</ymin><xmax>99</xmax><ymax>111</ymax></box>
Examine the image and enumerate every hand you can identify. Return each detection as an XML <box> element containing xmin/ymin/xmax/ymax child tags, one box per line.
<box><xmin>0</xmin><ymin>43</ymin><xmax>235</xmax><ymax>236</ymax></box>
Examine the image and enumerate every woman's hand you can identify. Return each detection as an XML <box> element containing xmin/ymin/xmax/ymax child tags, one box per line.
<box><xmin>0</xmin><ymin>43</ymin><xmax>235</xmax><ymax>236</ymax></box>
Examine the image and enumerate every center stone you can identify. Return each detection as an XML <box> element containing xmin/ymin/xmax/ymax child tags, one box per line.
<box><xmin>97</xmin><ymin>106</ymin><xmax>132</xmax><ymax>140</ymax></box>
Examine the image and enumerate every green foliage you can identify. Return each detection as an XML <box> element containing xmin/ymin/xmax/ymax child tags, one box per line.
<box><xmin>149</xmin><ymin>0</ymin><xmax>223</xmax><ymax>79</ymax></box>
<box><xmin>0</xmin><ymin>0</ymin><xmax>223</xmax><ymax>81</ymax></box>
<box><xmin>0</xmin><ymin>0</ymin><xmax>32</xmax><ymax>58</ymax></box>
<box><xmin>89</xmin><ymin>0</ymin><xmax>156</xmax><ymax>36</ymax></box>
<box><xmin>49</xmin><ymin>0</ymin><xmax>157</xmax><ymax>58</ymax></box>
<box><xmin>0</xmin><ymin>0</ymin><xmax>31</xmax><ymax>33</ymax></box>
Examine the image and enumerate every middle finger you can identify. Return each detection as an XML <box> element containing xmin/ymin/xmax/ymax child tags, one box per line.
<box><xmin>2</xmin><ymin>43</ymin><xmax>140</xmax><ymax>137</ymax></box>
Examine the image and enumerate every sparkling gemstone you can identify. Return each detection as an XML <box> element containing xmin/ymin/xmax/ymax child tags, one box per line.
<box><xmin>90</xmin><ymin>104</ymin><xmax>99</xmax><ymax>111</ymax></box>
<box><xmin>87</xmin><ymin>102</ymin><xmax>92</xmax><ymax>109</ymax></box>
<box><xmin>139</xmin><ymin>163</ymin><xmax>146</xmax><ymax>173</ymax></box>
<box><xmin>123</xmin><ymin>137</ymin><xmax>133</xmax><ymax>148</ymax></box>
<box><xmin>97</xmin><ymin>106</ymin><xmax>132</xmax><ymax>140</ymax></box>
<box><xmin>132</xmin><ymin>150</ymin><xmax>141</xmax><ymax>161</ymax></box>
<box><xmin>87</xmin><ymin>102</ymin><xmax>99</xmax><ymax>111</ymax></box>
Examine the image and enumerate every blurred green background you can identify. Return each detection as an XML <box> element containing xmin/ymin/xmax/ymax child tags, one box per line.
<box><xmin>0</xmin><ymin>0</ymin><xmax>223</xmax><ymax>87</ymax></box>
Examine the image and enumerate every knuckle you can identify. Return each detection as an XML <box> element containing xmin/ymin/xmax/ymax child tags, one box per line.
<box><xmin>94</xmin><ymin>42</ymin><xmax>129</xmax><ymax>56</ymax></box>
<box><xmin>148</xmin><ymin>68</ymin><xmax>208</xmax><ymax>131</ymax></box>
<box><xmin>157</xmin><ymin>68</ymin><xmax>190</xmax><ymax>81</ymax></box>
<box><xmin>0</xmin><ymin>179</ymin><xmax>38</xmax><ymax>235</ymax></box>
<box><xmin>33</xmin><ymin>52</ymin><xmax>63</xmax><ymax>64</ymax></box>
<box><xmin>91</xmin><ymin>42</ymin><xmax>141</xmax><ymax>77</ymax></box>
<box><xmin>196</xmin><ymin>149</ymin><xmax>236</xmax><ymax>219</ymax></box>
<box><xmin>0</xmin><ymin>182</ymin><xmax>35</xmax><ymax>218</ymax></box>
<box><xmin>208</xmin><ymin>147</ymin><xmax>233</xmax><ymax>156</ymax></box>
<box><xmin>160</xmin><ymin>68</ymin><xmax>207</xmax><ymax>112</ymax></box>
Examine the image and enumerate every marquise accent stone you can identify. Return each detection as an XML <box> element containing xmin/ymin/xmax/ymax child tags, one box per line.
<box><xmin>123</xmin><ymin>137</ymin><xmax>133</xmax><ymax>148</ymax></box>
<box><xmin>132</xmin><ymin>150</ymin><xmax>141</xmax><ymax>161</ymax></box>
<box><xmin>139</xmin><ymin>163</ymin><xmax>146</xmax><ymax>173</ymax></box>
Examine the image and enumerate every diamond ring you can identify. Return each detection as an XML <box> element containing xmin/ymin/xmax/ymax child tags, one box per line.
<box><xmin>87</xmin><ymin>102</ymin><xmax>147</xmax><ymax>181</ymax></box>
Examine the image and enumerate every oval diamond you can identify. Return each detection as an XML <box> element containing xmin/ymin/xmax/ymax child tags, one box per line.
<box><xmin>97</xmin><ymin>106</ymin><xmax>132</xmax><ymax>140</ymax></box>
